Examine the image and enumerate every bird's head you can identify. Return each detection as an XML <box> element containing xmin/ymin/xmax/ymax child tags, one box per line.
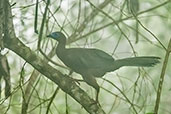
<box><xmin>47</xmin><ymin>31</ymin><xmax>66</xmax><ymax>43</ymax></box>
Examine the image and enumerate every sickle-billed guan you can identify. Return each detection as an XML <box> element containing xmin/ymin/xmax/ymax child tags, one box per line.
<box><xmin>47</xmin><ymin>31</ymin><xmax>160</xmax><ymax>101</ymax></box>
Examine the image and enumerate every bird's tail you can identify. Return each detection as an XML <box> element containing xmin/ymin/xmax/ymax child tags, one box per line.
<box><xmin>112</xmin><ymin>56</ymin><xmax>160</xmax><ymax>70</ymax></box>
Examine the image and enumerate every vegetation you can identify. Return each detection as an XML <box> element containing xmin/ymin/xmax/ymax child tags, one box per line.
<box><xmin>0</xmin><ymin>0</ymin><xmax>171</xmax><ymax>114</ymax></box>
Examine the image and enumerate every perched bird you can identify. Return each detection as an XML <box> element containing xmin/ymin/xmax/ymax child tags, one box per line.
<box><xmin>47</xmin><ymin>31</ymin><xmax>160</xmax><ymax>101</ymax></box>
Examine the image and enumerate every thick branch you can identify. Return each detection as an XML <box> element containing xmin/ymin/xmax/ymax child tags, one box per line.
<box><xmin>2</xmin><ymin>0</ymin><xmax>105</xmax><ymax>113</ymax></box>
<box><xmin>4</xmin><ymin>37</ymin><xmax>105</xmax><ymax>114</ymax></box>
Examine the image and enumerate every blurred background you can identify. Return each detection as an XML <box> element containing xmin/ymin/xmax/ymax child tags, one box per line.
<box><xmin>0</xmin><ymin>0</ymin><xmax>171</xmax><ymax>114</ymax></box>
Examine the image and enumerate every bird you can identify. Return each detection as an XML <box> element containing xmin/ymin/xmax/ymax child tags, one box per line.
<box><xmin>47</xmin><ymin>31</ymin><xmax>160</xmax><ymax>102</ymax></box>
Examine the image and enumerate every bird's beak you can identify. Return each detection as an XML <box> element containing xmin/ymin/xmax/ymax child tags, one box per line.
<box><xmin>46</xmin><ymin>33</ymin><xmax>56</xmax><ymax>40</ymax></box>
<box><xmin>46</xmin><ymin>34</ymin><xmax>51</xmax><ymax>37</ymax></box>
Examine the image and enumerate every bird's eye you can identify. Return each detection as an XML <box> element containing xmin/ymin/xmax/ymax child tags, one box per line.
<box><xmin>52</xmin><ymin>33</ymin><xmax>58</xmax><ymax>38</ymax></box>
<box><xmin>56</xmin><ymin>33</ymin><xmax>61</xmax><ymax>37</ymax></box>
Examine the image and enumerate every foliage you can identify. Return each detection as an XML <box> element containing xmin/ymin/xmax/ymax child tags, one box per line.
<box><xmin>0</xmin><ymin>0</ymin><xmax>171</xmax><ymax>114</ymax></box>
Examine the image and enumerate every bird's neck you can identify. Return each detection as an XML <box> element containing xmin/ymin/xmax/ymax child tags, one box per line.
<box><xmin>56</xmin><ymin>41</ymin><xmax>66</xmax><ymax>57</ymax></box>
<box><xmin>57</xmin><ymin>41</ymin><xmax>66</xmax><ymax>49</ymax></box>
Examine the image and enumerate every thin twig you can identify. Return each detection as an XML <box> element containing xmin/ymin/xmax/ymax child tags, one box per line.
<box><xmin>67</xmin><ymin>0</ymin><xmax>170</xmax><ymax>44</ymax></box>
<box><xmin>154</xmin><ymin>38</ymin><xmax>171</xmax><ymax>114</ymax></box>
<box><xmin>102</xmin><ymin>78</ymin><xmax>138</xmax><ymax>114</ymax></box>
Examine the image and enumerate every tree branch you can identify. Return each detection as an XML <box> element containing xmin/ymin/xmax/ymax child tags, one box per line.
<box><xmin>154</xmin><ymin>38</ymin><xmax>171</xmax><ymax>114</ymax></box>
<box><xmin>2</xmin><ymin>0</ymin><xmax>105</xmax><ymax>113</ymax></box>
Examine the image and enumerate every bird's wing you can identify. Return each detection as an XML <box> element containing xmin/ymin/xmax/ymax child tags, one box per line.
<box><xmin>93</xmin><ymin>49</ymin><xmax>114</xmax><ymax>61</ymax></box>
<box><xmin>65</xmin><ymin>48</ymin><xmax>114</xmax><ymax>69</ymax></box>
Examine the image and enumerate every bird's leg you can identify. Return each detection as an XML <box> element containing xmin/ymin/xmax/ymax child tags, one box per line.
<box><xmin>68</xmin><ymin>70</ymin><xmax>73</xmax><ymax>76</ymax></box>
<box><xmin>82</xmin><ymin>75</ymin><xmax>100</xmax><ymax>103</ymax></box>
<box><xmin>95</xmin><ymin>87</ymin><xmax>100</xmax><ymax>102</ymax></box>
<box><xmin>66</xmin><ymin>71</ymin><xmax>83</xmax><ymax>85</ymax></box>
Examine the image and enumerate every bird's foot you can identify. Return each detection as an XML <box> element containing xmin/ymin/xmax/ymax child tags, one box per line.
<box><xmin>89</xmin><ymin>99</ymin><xmax>101</xmax><ymax>107</ymax></box>
<box><xmin>70</xmin><ymin>78</ymin><xmax>84</xmax><ymax>85</ymax></box>
<box><xmin>64</xmin><ymin>74</ymin><xmax>83</xmax><ymax>85</ymax></box>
